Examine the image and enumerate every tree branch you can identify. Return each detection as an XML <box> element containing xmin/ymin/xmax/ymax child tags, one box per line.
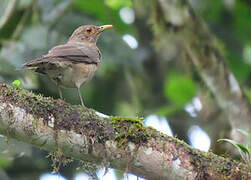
<box><xmin>145</xmin><ymin>0</ymin><xmax>251</xmax><ymax>142</ymax></box>
<box><xmin>0</xmin><ymin>82</ymin><xmax>250</xmax><ymax>179</ymax></box>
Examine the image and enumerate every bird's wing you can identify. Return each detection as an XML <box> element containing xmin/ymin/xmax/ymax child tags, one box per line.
<box><xmin>47</xmin><ymin>42</ymin><xmax>100</xmax><ymax>64</ymax></box>
<box><xmin>23</xmin><ymin>43</ymin><xmax>100</xmax><ymax>69</ymax></box>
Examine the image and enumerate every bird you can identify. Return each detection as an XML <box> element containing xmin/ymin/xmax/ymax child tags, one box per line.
<box><xmin>22</xmin><ymin>24</ymin><xmax>113</xmax><ymax>107</ymax></box>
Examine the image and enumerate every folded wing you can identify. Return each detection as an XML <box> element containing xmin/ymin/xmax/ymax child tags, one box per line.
<box><xmin>23</xmin><ymin>42</ymin><xmax>101</xmax><ymax>70</ymax></box>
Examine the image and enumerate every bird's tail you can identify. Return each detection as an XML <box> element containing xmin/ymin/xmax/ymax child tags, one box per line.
<box><xmin>22</xmin><ymin>57</ymin><xmax>47</xmax><ymax>70</ymax></box>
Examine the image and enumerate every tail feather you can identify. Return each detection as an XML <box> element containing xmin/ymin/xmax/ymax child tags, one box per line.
<box><xmin>22</xmin><ymin>57</ymin><xmax>48</xmax><ymax>69</ymax></box>
<box><xmin>22</xmin><ymin>64</ymin><xmax>37</xmax><ymax>69</ymax></box>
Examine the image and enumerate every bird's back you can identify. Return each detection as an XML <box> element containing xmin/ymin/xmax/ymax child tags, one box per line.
<box><xmin>22</xmin><ymin>42</ymin><xmax>101</xmax><ymax>88</ymax></box>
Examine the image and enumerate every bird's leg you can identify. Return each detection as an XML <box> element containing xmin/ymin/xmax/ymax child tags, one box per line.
<box><xmin>77</xmin><ymin>87</ymin><xmax>85</xmax><ymax>107</ymax></box>
<box><xmin>58</xmin><ymin>86</ymin><xmax>63</xmax><ymax>99</ymax></box>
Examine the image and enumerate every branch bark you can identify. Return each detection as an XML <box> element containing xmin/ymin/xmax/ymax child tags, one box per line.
<box><xmin>142</xmin><ymin>0</ymin><xmax>251</xmax><ymax>142</ymax></box>
<box><xmin>0</xmin><ymin>82</ymin><xmax>250</xmax><ymax>179</ymax></box>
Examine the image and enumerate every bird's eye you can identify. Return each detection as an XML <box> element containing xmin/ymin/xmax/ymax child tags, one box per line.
<box><xmin>86</xmin><ymin>28</ymin><xmax>92</xmax><ymax>34</ymax></box>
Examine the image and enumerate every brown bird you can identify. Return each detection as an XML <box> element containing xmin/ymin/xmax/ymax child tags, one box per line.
<box><xmin>23</xmin><ymin>24</ymin><xmax>113</xmax><ymax>107</ymax></box>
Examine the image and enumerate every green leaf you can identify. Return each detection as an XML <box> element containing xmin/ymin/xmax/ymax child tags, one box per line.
<box><xmin>238</xmin><ymin>129</ymin><xmax>251</xmax><ymax>143</ymax></box>
<box><xmin>104</xmin><ymin>0</ymin><xmax>131</xmax><ymax>9</ymax></box>
<box><xmin>236</xmin><ymin>144</ymin><xmax>250</xmax><ymax>154</ymax></box>
<box><xmin>218</xmin><ymin>139</ymin><xmax>249</xmax><ymax>154</ymax></box>
<box><xmin>164</xmin><ymin>74</ymin><xmax>196</xmax><ymax>106</ymax></box>
<box><xmin>12</xmin><ymin>80</ymin><xmax>20</xmax><ymax>88</ymax></box>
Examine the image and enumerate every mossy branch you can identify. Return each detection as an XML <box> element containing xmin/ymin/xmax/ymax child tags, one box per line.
<box><xmin>0</xmin><ymin>82</ymin><xmax>251</xmax><ymax>179</ymax></box>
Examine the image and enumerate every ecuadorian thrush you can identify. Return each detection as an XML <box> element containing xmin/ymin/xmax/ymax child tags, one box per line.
<box><xmin>23</xmin><ymin>24</ymin><xmax>113</xmax><ymax>106</ymax></box>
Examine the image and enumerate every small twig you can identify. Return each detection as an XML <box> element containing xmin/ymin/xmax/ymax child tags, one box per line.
<box><xmin>12</xmin><ymin>6</ymin><xmax>31</xmax><ymax>40</ymax></box>
<box><xmin>12</xmin><ymin>0</ymin><xmax>39</xmax><ymax>40</ymax></box>
<box><xmin>0</xmin><ymin>0</ymin><xmax>18</xmax><ymax>31</ymax></box>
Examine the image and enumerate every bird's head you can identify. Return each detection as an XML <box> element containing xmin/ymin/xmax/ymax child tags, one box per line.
<box><xmin>69</xmin><ymin>25</ymin><xmax>113</xmax><ymax>43</ymax></box>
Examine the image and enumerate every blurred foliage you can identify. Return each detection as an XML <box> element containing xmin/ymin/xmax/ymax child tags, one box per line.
<box><xmin>73</xmin><ymin>0</ymin><xmax>132</xmax><ymax>34</ymax></box>
<box><xmin>156</xmin><ymin>72</ymin><xmax>197</xmax><ymax>116</ymax></box>
<box><xmin>245</xmin><ymin>88</ymin><xmax>251</xmax><ymax>102</ymax></box>
<box><xmin>201</xmin><ymin>0</ymin><xmax>251</xmax><ymax>82</ymax></box>
<box><xmin>234</xmin><ymin>1</ymin><xmax>251</xmax><ymax>44</ymax></box>
<box><xmin>0</xmin><ymin>0</ymin><xmax>251</xmax><ymax>179</ymax></box>
<box><xmin>0</xmin><ymin>157</ymin><xmax>12</xmax><ymax>169</ymax></box>
<box><xmin>164</xmin><ymin>73</ymin><xmax>196</xmax><ymax>106</ymax></box>
<box><xmin>105</xmin><ymin>0</ymin><xmax>131</xmax><ymax>9</ymax></box>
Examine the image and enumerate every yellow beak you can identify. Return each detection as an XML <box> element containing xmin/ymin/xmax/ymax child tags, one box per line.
<box><xmin>99</xmin><ymin>25</ymin><xmax>113</xmax><ymax>31</ymax></box>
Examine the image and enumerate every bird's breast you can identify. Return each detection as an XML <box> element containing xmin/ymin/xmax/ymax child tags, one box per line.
<box><xmin>58</xmin><ymin>63</ymin><xmax>98</xmax><ymax>88</ymax></box>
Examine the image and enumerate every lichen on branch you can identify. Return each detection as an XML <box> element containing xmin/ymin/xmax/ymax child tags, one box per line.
<box><xmin>0</xmin><ymin>82</ymin><xmax>250</xmax><ymax>179</ymax></box>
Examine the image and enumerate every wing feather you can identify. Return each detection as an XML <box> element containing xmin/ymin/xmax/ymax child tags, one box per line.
<box><xmin>47</xmin><ymin>42</ymin><xmax>100</xmax><ymax>64</ymax></box>
<box><xmin>23</xmin><ymin>42</ymin><xmax>100</xmax><ymax>69</ymax></box>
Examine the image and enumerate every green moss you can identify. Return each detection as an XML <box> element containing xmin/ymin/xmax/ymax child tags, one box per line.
<box><xmin>111</xmin><ymin>116</ymin><xmax>150</xmax><ymax>147</ymax></box>
<box><xmin>4</xmin><ymin>83</ymin><xmax>249</xmax><ymax>178</ymax></box>
<box><xmin>0</xmin><ymin>84</ymin><xmax>199</xmax><ymax>152</ymax></box>
<box><xmin>79</xmin><ymin>160</ymin><xmax>101</xmax><ymax>179</ymax></box>
<box><xmin>186</xmin><ymin>146</ymin><xmax>249</xmax><ymax>179</ymax></box>
<box><xmin>47</xmin><ymin>148</ymin><xmax>73</xmax><ymax>173</ymax></box>
<box><xmin>0</xmin><ymin>84</ymin><xmax>86</xmax><ymax>172</ymax></box>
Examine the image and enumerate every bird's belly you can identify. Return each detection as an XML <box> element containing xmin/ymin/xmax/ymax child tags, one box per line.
<box><xmin>57</xmin><ymin>63</ymin><xmax>98</xmax><ymax>88</ymax></box>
